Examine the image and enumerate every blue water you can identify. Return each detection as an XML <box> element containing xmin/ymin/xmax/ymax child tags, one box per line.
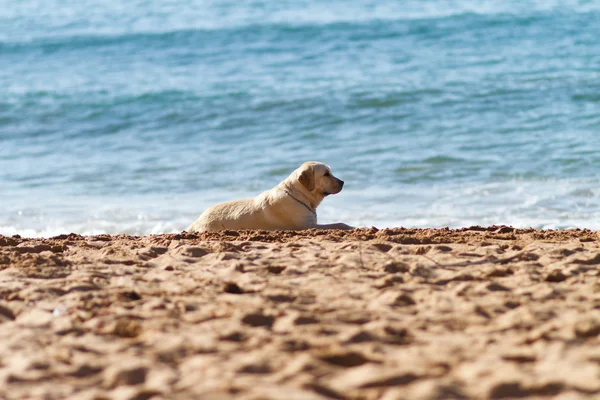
<box><xmin>2</xmin><ymin>0</ymin><xmax>600</xmax><ymax>237</ymax></box>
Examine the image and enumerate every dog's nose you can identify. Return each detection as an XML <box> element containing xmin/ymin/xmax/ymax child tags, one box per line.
<box><xmin>338</xmin><ymin>179</ymin><xmax>344</xmax><ymax>187</ymax></box>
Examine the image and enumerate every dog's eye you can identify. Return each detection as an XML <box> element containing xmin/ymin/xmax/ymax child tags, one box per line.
<box><xmin>324</xmin><ymin>172</ymin><xmax>330</xmax><ymax>177</ymax></box>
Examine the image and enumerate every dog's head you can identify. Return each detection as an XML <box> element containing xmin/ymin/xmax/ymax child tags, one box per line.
<box><xmin>296</xmin><ymin>161</ymin><xmax>344</xmax><ymax>197</ymax></box>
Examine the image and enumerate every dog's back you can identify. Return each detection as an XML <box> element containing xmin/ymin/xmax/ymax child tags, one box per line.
<box><xmin>187</xmin><ymin>198</ymin><xmax>260</xmax><ymax>232</ymax></box>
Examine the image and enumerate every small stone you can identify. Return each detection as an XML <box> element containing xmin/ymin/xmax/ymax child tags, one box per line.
<box><xmin>318</xmin><ymin>350</ymin><xmax>369</xmax><ymax>367</ymax></box>
<box><xmin>220</xmin><ymin>331</ymin><xmax>247</xmax><ymax>342</ymax></box>
<box><xmin>545</xmin><ymin>270</ymin><xmax>567</xmax><ymax>283</ymax></box>
<box><xmin>0</xmin><ymin>304</ymin><xmax>15</xmax><ymax>321</ymax></box>
<box><xmin>486</xmin><ymin>268</ymin><xmax>513</xmax><ymax>278</ymax></box>
<box><xmin>105</xmin><ymin>365</ymin><xmax>148</xmax><ymax>387</ymax></box>
<box><xmin>574</xmin><ymin>318</ymin><xmax>600</xmax><ymax>338</ymax></box>
<box><xmin>242</xmin><ymin>312</ymin><xmax>275</xmax><ymax>328</ymax></box>
<box><xmin>267</xmin><ymin>266</ymin><xmax>286</xmax><ymax>274</ymax></box>
<box><xmin>237</xmin><ymin>362</ymin><xmax>272</xmax><ymax>374</ymax></box>
<box><xmin>436</xmin><ymin>245</ymin><xmax>453</xmax><ymax>252</ymax></box>
<box><xmin>496</xmin><ymin>226</ymin><xmax>515</xmax><ymax>233</ymax></box>
<box><xmin>487</xmin><ymin>282</ymin><xmax>510</xmax><ymax>292</ymax></box>
<box><xmin>488</xmin><ymin>381</ymin><xmax>563</xmax><ymax>399</ymax></box>
<box><xmin>113</xmin><ymin>318</ymin><xmax>142</xmax><ymax>338</ymax></box>
<box><xmin>223</xmin><ymin>282</ymin><xmax>243</xmax><ymax>294</ymax></box>
<box><xmin>119</xmin><ymin>291</ymin><xmax>141</xmax><ymax>301</ymax></box>
<box><xmin>294</xmin><ymin>315</ymin><xmax>319</xmax><ymax>325</ymax></box>
<box><xmin>383</xmin><ymin>262</ymin><xmax>409</xmax><ymax>273</ymax></box>
<box><xmin>180</xmin><ymin>247</ymin><xmax>209</xmax><ymax>258</ymax></box>
<box><xmin>372</xmin><ymin>243</ymin><xmax>393</xmax><ymax>252</ymax></box>
<box><xmin>393</xmin><ymin>294</ymin><xmax>416</xmax><ymax>306</ymax></box>
<box><xmin>344</xmin><ymin>330</ymin><xmax>376</xmax><ymax>344</ymax></box>
<box><xmin>150</xmin><ymin>246</ymin><xmax>168</xmax><ymax>254</ymax></box>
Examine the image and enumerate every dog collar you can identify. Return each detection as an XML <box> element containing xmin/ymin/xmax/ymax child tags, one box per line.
<box><xmin>283</xmin><ymin>189</ymin><xmax>316</xmax><ymax>217</ymax></box>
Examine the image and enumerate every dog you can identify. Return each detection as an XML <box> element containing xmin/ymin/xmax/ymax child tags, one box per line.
<box><xmin>187</xmin><ymin>161</ymin><xmax>354</xmax><ymax>232</ymax></box>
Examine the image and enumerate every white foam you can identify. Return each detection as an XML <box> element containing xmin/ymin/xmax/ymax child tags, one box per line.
<box><xmin>2</xmin><ymin>178</ymin><xmax>600</xmax><ymax>238</ymax></box>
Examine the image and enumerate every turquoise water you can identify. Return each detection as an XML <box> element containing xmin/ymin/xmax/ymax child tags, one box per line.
<box><xmin>2</xmin><ymin>1</ymin><xmax>600</xmax><ymax>236</ymax></box>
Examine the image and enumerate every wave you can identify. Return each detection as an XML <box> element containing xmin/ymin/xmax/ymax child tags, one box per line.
<box><xmin>2</xmin><ymin>8</ymin><xmax>596</xmax><ymax>49</ymax></box>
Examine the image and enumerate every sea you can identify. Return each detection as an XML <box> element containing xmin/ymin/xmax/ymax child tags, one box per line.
<box><xmin>2</xmin><ymin>0</ymin><xmax>600</xmax><ymax>237</ymax></box>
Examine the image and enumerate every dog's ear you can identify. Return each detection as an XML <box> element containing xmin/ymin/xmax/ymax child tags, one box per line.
<box><xmin>298</xmin><ymin>166</ymin><xmax>315</xmax><ymax>191</ymax></box>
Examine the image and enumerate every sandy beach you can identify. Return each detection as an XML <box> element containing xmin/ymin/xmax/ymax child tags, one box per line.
<box><xmin>1</xmin><ymin>227</ymin><xmax>600</xmax><ymax>399</ymax></box>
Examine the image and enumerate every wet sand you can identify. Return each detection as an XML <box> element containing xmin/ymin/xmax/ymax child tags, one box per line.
<box><xmin>1</xmin><ymin>227</ymin><xmax>600</xmax><ymax>399</ymax></box>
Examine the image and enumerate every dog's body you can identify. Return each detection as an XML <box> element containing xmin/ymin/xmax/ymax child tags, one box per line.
<box><xmin>187</xmin><ymin>161</ymin><xmax>353</xmax><ymax>232</ymax></box>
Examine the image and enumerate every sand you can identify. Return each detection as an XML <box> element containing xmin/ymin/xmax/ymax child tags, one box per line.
<box><xmin>1</xmin><ymin>227</ymin><xmax>600</xmax><ymax>399</ymax></box>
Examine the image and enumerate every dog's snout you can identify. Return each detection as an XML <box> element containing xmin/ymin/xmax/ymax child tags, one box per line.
<box><xmin>337</xmin><ymin>178</ymin><xmax>344</xmax><ymax>187</ymax></box>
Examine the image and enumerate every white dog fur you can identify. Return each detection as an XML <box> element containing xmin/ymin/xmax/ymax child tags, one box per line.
<box><xmin>187</xmin><ymin>161</ymin><xmax>353</xmax><ymax>232</ymax></box>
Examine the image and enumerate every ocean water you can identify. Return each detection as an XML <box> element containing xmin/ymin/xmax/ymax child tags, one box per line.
<box><xmin>2</xmin><ymin>0</ymin><xmax>600</xmax><ymax>237</ymax></box>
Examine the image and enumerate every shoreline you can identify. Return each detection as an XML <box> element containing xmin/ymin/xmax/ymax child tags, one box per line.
<box><xmin>1</xmin><ymin>227</ymin><xmax>600</xmax><ymax>399</ymax></box>
<box><xmin>5</xmin><ymin>224</ymin><xmax>600</xmax><ymax>242</ymax></box>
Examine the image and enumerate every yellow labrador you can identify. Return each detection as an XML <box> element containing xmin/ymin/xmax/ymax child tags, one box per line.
<box><xmin>187</xmin><ymin>161</ymin><xmax>354</xmax><ymax>232</ymax></box>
